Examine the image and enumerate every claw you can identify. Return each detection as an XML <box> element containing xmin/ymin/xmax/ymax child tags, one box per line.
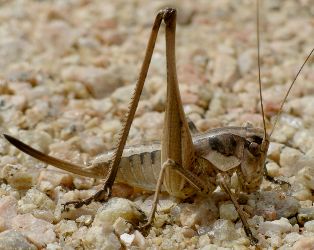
<box><xmin>61</xmin><ymin>185</ymin><xmax>112</xmax><ymax>212</ymax></box>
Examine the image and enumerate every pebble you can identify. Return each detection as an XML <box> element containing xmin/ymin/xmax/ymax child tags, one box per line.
<box><xmin>11</xmin><ymin>213</ymin><xmax>56</xmax><ymax>248</ymax></box>
<box><xmin>0</xmin><ymin>230</ymin><xmax>36</xmax><ymax>250</ymax></box>
<box><xmin>61</xmin><ymin>66</ymin><xmax>123</xmax><ymax>99</ymax></box>
<box><xmin>0</xmin><ymin>196</ymin><xmax>17</xmax><ymax>230</ymax></box>
<box><xmin>211</xmin><ymin>53</ymin><xmax>238</xmax><ymax>88</ymax></box>
<box><xmin>283</xmin><ymin>232</ymin><xmax>303</xmax><ymax>246</ymax></box>
<box><xmin>37</xmin><ymin>170</ymin><xmax>73</xmax><ymax>190</ymax></box>
<box><xmin>250</xmin><ymin>191</ymin><xmax>299</xmax><ymax>220</ymax></box>
<box><xmin>210</xmin><ymin>219</ymin><xmax>240</xmax><ymax>243</ymax></box>
<box><xmin>297</xmin><ymin>207</ymin><xmax>314</xmax><ymax>225</ymax></box>
<box><xmin>278</xmin><ymin>146</ymin><xmax>304</xmax><ymax>176</ymax></box>
<box><xmin>17</xmin><ymin>188</ymin><xmax>55</xmax><ymax>222</ymax></box>
<box><xmin>219</xmin><ymin>202</ymin><xmax>238</xmax><ymax>222</ymax></box>
<box><xmin>120</xmin><ymin>233</ymin><xmax>135</xmax><ymax>247</ymax></box>
<box><xmin>0</xmin><ymin>164</ymin><xmax>35</xmax><ymax>190</ymax></box>
<box><xmin>119</xmin><ymin>230</ymin><xmax>147</xmax><ymax>248</ymax></box>
<box><xmin>296</xmin><ymin>166</ymin><xmax>314</xmax><ymax>190</ymax></box>
<box><xmin>293</xmin><ymin>237</ymin><xmax>314</xmax><ymax>250</ymax></box>
<box><xmin>93</xmin><ymin>197</ymin><xmax>145</xmax><ymax>226</ymax></box>
<box><xmin>237</xmin><ymin>49</ymin><xmax>255</xmax><ymax>76</ymax></box>
<box><xmin>82</xmin><ymin>226</ymin><xmax>121</xmax><ymax>250</ymax></box>
<box><xmin>259</xmin><ymin>217</ymin><xmax>294</xmax><ymax>236</ymax></box>
<box><xmin>179</xmin><ymin>198</ymin><xmax>218</xmax><ymax>227</ymax></box>
<box><xmin>291</xmin><ymin>183</ymin><xmax>313</xmax><ymax>201</ymax></box>
<box><xmin>304</xmin><ymin>220</ymin><xmax>314</xmax><ymax>232</ymax></box>
<box><xmin>113</xmin><ymin>217</ymin><xmax>131</xmax><ymax>235</ymax></box>
<box><xmin>78</xmin><ymin>133</ymin><xmax>106</xmax><ymax>156</ymax></box>
<box><xmin>55</xmin><ymin>220</ymin><xmax>78</xmax><ymax>237</ymax></box>
<box><xmin>265</xmin><ymin>160</ymin><xmax>280</xmax><ymax>177</ymax></box>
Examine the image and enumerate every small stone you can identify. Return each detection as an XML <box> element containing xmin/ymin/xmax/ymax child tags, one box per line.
<box><xmin>304</xmin><ymin>220</ymin><xmax>314</xmax><ymax>232</ymax></box>
<box><xmin>292</xmin><ymin>183</ymin><xmax>313</xmax><ymax>201</ymax></box>
<box><xmin>1</xmin><ymin>164</ymin><xmax>35</xmax><ymax>190</ymax></box>
<box><xmin>251</xmin><ymin>191</ymin><xmax>299</xmax><ymax>220</ymax></box>
<box><xmin>68</xmin><ymin>226</ymin><xmax>88</xmax><ymax>248</ymax></box>
<box><xmin>72</xmin><ymin>177</ymin><xmax>94</xmax><ymax>190</ymax></box>
<box><xmin>266</xmin><ymin>234</ymin><xmax>282</xmax><ymax>249</ymax></box>
<box><xmin>181</xmin><ymin>227</ymin><xmax>196</xmax><ymax>238</ymax></box>
<box><xmin>82</xmin><ymin>226</ymin><xmax>121</xmax><ymax>250</ymax></box>
<box><xmin>37</xmin><ymin>170</ymin><xmax>73</xmax><ymax>190</ymax></box>
<box><xmin>259</xmin><ymin>218</ymin><xmax>293</xmax><ymax>236</ymax></box>
<box><xmin>61</xmin><ymin>66</ymin><xmax>124</xmax><ymax>99</ymax></box>
<box><xmin>0</xmin><ymin>196</ymin><xmax>17</xmax><ymax>230</ymax></box>
<box><xmin>267</xmin><ymin>142</ymin><xmax>284</xmax><ymax>163</ymax></box>
<box><xmin>297</xmin><ymin>207</ymin><xmax>314</xmax><ymax>225</ymax></box>
<box><xmin>93</xmin><ymin>197</ymin><xmax>144</xmax><ymax>226</ymax></box>
<box><xmin>211</xmin><ymin>219</ymin><xmax>239</xmax><ymax>243</ymax></box>
<box><xmin>55</xmin><ymin>220</ymin><xmax>78</xmax><ymax>237</ymax></box>
<box><xmin>212</xmin><ymin>53</ymin><xmax>238</xmax><ymax>88</ymax></box>
<box><xmin>17</xmin><ymin>188</ymin><xmax>55</xmax><ymax>214</ymax></box>
<box><xmin>11</xmin><ymin>213</ymin><xmax>56</xmax><ymax>248</ymax></box>
<box><xmin>120</xmin><ymin>233</ymin><xmax>135</xmax><ymax>247</ymax></box>
<box><xmin>75</xmin><ymin>215</ymin><xmax>93</xmax><ymax>227</ymax></box>
<box><xmin>237</xmin><ymin>49</ymin><xmax>255</xmax><ymax>75</ymax></box>
<box><xmin>16</xmin><ymin>130</ymin><xmax>52</xmax><ymax>154</ymax></box>
<box><xmin>296</xmin><ymin>166</ymin><xmax>314</xmax><ymax>190</ymax></box>
<box><xmin>113</xmin><ymin>217</ymin><xmax>131</xmax><ymax>235</ymax></box>
<box><xmin>46</xmin><ymin>243</ymin><xmax>62</xmax><ymax>250</ymax></box>
<box><xmin>133</xmin><ymin>230</ymin><xmax>146</xmax><ymax>249</ymax></box>
<box><xmin>78</xmin><ymin>134</ymin><xmax>106</xmax><ymax>156</ymax></box>
<box><xmin>219</xmin><ymin>202</ymin><xmax>239</xmax><ymax>222</ymax></box>
<box><xmin>179</xmin><ymin>198</ymin><xmax>218</xmax><ymax>227</ymax></box>
<box><xmin>293</xmin><ymin>237</ymin><xmax>314</xmax><ymax>250</ymax></box>
<box><xmin>198</xmin><ymin>234</ymin><xmax>212</xmax><ymax>248</ymax></box>
<box><xmin>111</xmin><ymin>84</ymin><xmax>139</xmax><ymax>104</ymax></box>
<box><xmin>283</xmin><ymin>232</ymin><xmax>303</xmax><ymax>246</ymax></box>
<box><xmin>0</xmin><ymin>230</ymin><xmax>36</xmax><ymax>250</ymax></box>
<box><xmin>279</xmin><ymin>146</ymin><xmax>304</xmax><ymax>176</ymax></box>
<box><xmin>265</xmin><ymin>161</ymin><xmax>280</xmax><ymax>177</ymax></box>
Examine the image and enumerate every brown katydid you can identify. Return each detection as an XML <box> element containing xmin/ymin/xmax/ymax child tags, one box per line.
<box><xmin>3</xmin><ymin>1</ymin><xmax>314</xmax><ymax>245</ymax></box>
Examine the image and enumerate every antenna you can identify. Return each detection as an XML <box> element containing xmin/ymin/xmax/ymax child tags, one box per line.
<box><xmin>269</xmin><ymin>47</ymin><xmax>314</xmax><ymax>136</ymax></box>
<box><xmin>256</xmin><ymin>0</ymin><xmax>268</xmax><ymax>149</ymax></box>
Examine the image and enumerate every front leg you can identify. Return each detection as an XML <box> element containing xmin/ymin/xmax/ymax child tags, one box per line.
<box><xmin>216</xmin><ymin>173</ymin><xmax>258</xmax><ymax>245</ymax></box>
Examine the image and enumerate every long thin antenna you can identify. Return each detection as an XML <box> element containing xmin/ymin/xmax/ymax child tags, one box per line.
<box><xmin>269</xmin><ymin>47</ymin><xmax>314</xmax><ymax>137</ymax></box>
<box><xmin>256</xmin><ymin>0</ymin><xmax>267</xmax><ymax>146</ymax></box>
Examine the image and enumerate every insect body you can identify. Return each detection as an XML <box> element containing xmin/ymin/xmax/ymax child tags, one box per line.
<box><xmin>3</xmin><ymin>123</ymin><xmax>270</xmax><ymax>243</ymax></box>
<box><xmin>3</xmin><ymin>1</ymin><xmax>313</xmax><ymax>246</ymax></box>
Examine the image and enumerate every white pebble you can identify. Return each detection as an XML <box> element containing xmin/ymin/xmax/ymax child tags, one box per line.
<box><xmin>113</xmin><ymin>217</ymin><xmax>131</xmax><ymax>235</ymax></box>
<box><xmin>11</xmin><ymin>213</ymin><xmax>56</xmax><ymax>248</ymax></box>
<box><xmin>219</xmin><ymin>203</ymin><xmax>238</xmax><ymax>222</ymax></box>
<box><xmin>259</xmin><ymin>217</ymin><xmax>293</xmax><ymax>236</ymax></box>
<box><xmin>120</xmin><ymin>233</ymin><xmax>135</xmax><ymax>247</ymax></box>
<box><xmin>93</xmin><ymin>197</ymin><xmax>144</xmax><ymax>226</ymax></box>
<box><xmin>304</xmin><ymin>220</ymin><xmax>314</xmax><ymax>232</ymax></box>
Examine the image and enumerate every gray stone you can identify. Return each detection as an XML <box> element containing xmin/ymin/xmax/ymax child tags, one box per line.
<box><xmin>297</xmin><ymin>207</ymin><xmax>314</xmax><ymax>226</ymax></box>
<box><xmin>0</xmin><ymin>230</ymin><xmax>36</xmax><ymax>250</ymax></box>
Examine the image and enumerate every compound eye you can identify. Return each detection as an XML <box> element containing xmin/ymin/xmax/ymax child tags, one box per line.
<box><xmin>249</xmin><ymin>142</ymin><xmax>259</xmax><ymax>156</ymax></box>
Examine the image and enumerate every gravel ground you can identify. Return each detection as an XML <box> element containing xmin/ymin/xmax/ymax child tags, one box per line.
<box><xmin>0</xmin><ymin>0</ymin><xmax>314</xmax><ymax>249</ymax></box>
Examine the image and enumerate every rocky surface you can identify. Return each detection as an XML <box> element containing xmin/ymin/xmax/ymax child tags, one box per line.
<box><xmin>0</xmin><ymin>0</ymin><xmax>314</xmax><ymax>249</ymax></box>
